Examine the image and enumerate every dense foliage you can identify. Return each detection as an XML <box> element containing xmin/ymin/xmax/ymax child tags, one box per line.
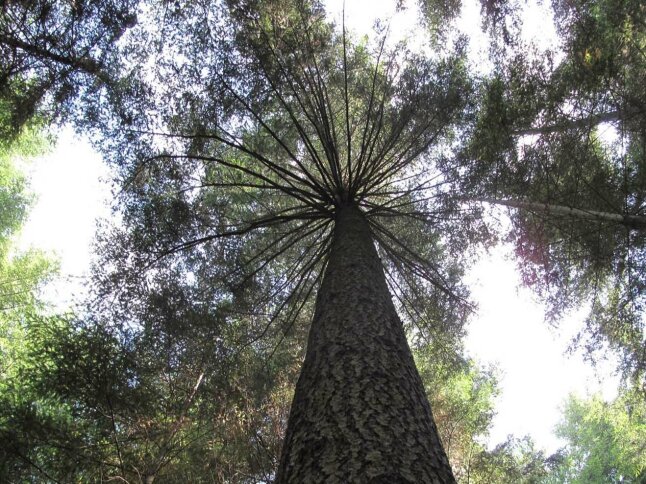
<box><xmin>0</xmin><ymin>119</ymin><xmax>62</xmax><ymax>480</ymax></box>
<box><xmin>547</xmin><ymin>388</ymin><xmax>645</xmax><ymax>483</ymax></box>
<box><xmin>0</xmin><ymin>0</ymin><xmax>137</xmax><ymax>135</ymax></box>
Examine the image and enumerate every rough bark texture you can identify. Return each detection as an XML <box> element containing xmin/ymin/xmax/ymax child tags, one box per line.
<box><xmin>276</xmin><ymin>203</ymin><xmax>455</xmax><ymax>483</ymax></box>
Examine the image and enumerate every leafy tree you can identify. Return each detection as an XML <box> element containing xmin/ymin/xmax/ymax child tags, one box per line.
<box><xmin>544</xmin><ymin>388</ymin><xmax>646</xmax><ymax>483</ymax></box>
<box><xmin>418</xmin><ymin>345</ymin><xmax>552</xmax><ymax>484</ymax></box>
<box><xmin>468</xmin><ymin>436</ymin><xmax>548</xmax><ymax>484</ymax></box>
<box><xmin>1</xmin><ymin>160</ymin><xmax>298</xmax><ymax>480</ymax></box>
<box><xmin>416</xmin><ymin>344</ymin><xmax>500</xmax><ymax>481</ymax></box>
<box><xmin>417</xmin><ymin>0</ymin><xmax>524</xmax><ymax>45</ymax></box>
<box><xmin>21</xmin><ymin>313</ymin><xmax>297</xmax><ymax>482</ymax></box>
<box><xmin>0</xmin><ymin>120</ymin><xmax>65</xmax><ymax>480</ymax></box>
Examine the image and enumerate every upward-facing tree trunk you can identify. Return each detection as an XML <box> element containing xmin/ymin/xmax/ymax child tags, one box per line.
<box><xmin>276</xmin><ymin>203</ymin><xmax>455</xmax><ymax>483</ymax></box>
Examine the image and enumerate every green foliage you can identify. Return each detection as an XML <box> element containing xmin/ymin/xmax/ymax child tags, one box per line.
<box><xmin>0</xmin><ymin>125</ymin><xmax>48</xmax><ymax>249</ymax></box>
<box><xmin>546</xmin><ymin>389</ymin><xmax>646</xmax><ymax>483</ymax></box>
<box><xmin>416</xmin><ymin>345</ymin><xmax>553</xmax><ymax>484</ymax></box>
<box><xmin>416</xmin><ymin>344</ymin><xmax>500</xmax><ymax>481</ymax></box>
<box><xmin>470</xmin><ymin>436</ymin><xmax>548</xmax><ymax>483</ymax></box>
<box><xmin>0</xmin><ymin>124</ymin><xmax>65</xmax><ymax>481</ymax></box>
<box><xmin>0</xmin><ymin>0</ymin><xmax>138</xmax><ymax>134</ymax></box>
<box><xmin>5</xmin><ymin>315</ymin><xmax>297</xmax><ymax>482</ymax></box>
<box><xmin>0</xmin><ymin>117</ymin><xmax>55</xmax><ymax>317</ymax></box>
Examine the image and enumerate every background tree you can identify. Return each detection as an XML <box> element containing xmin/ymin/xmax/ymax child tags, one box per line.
<box><xmin>416</xmin><ymin>343</ymin><xmax>500</xmax><ymax>482</ymax></box>
<box><xmin>467</xmin><ymin>436</ymin><xmax>548</xmax><ymax>484</ymax></box>
<box><xmin>417</xmin><ymin>0</ymin><xmax>524</xmax><ymax>46</ymax></box>
<box><xmin>544</xmin><ymin>387</ymin><xmax>646</xmax><ymax>483</ymax></box>
<box><xmin>0</xmin><ymin>117</ymin><xmax>68</xmax><ymax>480</ymax></box>
<box><xmin>460</xmin><ymin>0</ymin><xmax>646</xmax><ymax>384</ymax></box>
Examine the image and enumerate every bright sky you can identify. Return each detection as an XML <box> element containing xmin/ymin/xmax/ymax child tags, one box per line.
<box><xmin>18</xmin><ymin>127</ymin><xmax>110</xmax><ymax>307</ymax></box>
<box><xmin>17</xmin><ymin>0</ymin><xmax>621</xmax><ymax>457</ymax></box>
<box><xmin>465</xmin><ymin>240</ymin><xmax>619</xmax><ymax>452</ymax></box>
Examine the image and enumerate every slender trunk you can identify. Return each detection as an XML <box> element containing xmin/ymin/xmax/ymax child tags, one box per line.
<box><xmin>479</xmin><ymin>197</ymin><xmax>646</xmax><ymax>230</ymax></box>
<box><xmin>276</xmin><ymin>203</ymin><xmax>455</xmax><ymax>483</ymax></box>
<box><xmin>511</xmin><ymin>110</ymin><xmax>625</xmax><ymax>137</ymax></box>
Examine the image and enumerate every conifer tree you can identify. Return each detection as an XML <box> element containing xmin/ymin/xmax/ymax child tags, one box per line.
<box><xmin>88</xmin><ymin>0</ymin><xmax>479</xmax><ymax>480</ymax></box>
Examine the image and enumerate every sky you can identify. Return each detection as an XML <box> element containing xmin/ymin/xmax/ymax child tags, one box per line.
<box><xmin>465</xmin><ymin>241</ymin><xmax>619</xmax><ymax>451</ymax></box>
<box><xmin>18</xmin><ymin>127</ymin><xmax>110</xmax><ymax>307</ymax></box>
<box><xmin>17</xmin><ymin>0</ymin><xmax>621</xmax><ymax>456</ymax></box>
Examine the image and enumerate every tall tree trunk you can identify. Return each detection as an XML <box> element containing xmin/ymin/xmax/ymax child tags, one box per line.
<box><xmin>478</xmin><ymin>197</ymin><xmax>646</xmax><ymax>230</ymax></box>
<box><xmin>276</xmin><ymin>203</ymin><xmax>455</xmax><ymax>483</ymax></box>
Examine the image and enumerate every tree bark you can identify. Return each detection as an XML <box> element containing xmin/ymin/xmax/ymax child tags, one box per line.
<box><xmin>276</xmin><ymin>203</ymin><xmax>455</xmax><ymax>483</ymax></box>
